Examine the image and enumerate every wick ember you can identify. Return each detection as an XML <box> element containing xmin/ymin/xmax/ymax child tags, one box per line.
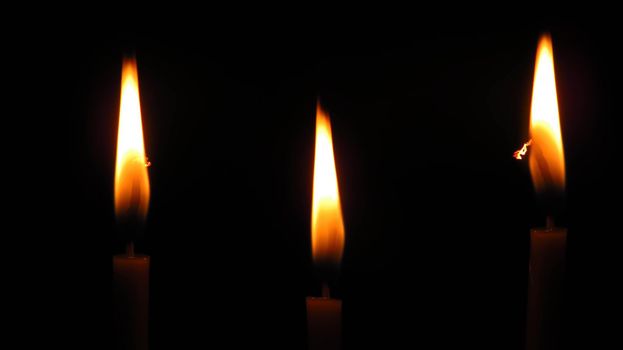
<box><xmin>513</xmin><ymin>139</ymin><xmax>533</xmax><ymax>160</ymax></box>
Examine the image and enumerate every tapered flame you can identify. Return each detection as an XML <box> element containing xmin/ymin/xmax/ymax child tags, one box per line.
<box><xmin>529</xmin><ymin>34</ymin><xmax>565</xmax><ymax>194</ymax></box>
<box><xmin>115</xmin><ymin>57</ymin><xmax>150</xmax><ymax>222</ymax></box>
<box><xmin>311</xmin><ymin>103</ymin><xmax>345</xmax><ymax>268</ymax></box>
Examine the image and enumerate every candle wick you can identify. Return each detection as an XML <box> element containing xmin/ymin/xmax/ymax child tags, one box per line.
<box><xmin>322</xmin><ymin>283</ymin><xmax>330</xmax><ymax>298</ymax></box>
<box><xmin>127</xmin><ymin>241</ymin><xmax>135</xmax><ymax>258</ymax></box>
<box><xmin>546</xmin><ymin>216</ymin><xmax>554</xmax><ymax>230</ymax></box>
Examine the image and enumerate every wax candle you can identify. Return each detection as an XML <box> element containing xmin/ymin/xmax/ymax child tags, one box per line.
<box><xmin>526</xmin><ymin>220</ymin><xmax>566</xmax><ymax>350</ymax></box>
<box><xmin>521</xmin><ymin>34</ymin><xmax>567</xmax><ymax>350</ymax></box>
<box><xmin>113</xmin><ymin>56</ymin><xmax>151</xmax><ymax>350</ymax></box>
<box><xmin>307</xmin><ymin>285</ymin><xmax>342</xmax><ymax>350</ymax></box>
<box><xmin>307</xmin><ymin>101</ymin><xmax>344</xmax><ymax>350</ymax></box>
<box><xmin>114</xmin><ymin>247</ymin><xmax>150</xmax><ymax>350</ymax></box>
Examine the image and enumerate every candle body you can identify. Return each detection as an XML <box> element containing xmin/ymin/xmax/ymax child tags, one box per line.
<box><xmin>113</xmin><ymin>255</ymin><xmax>150</xmax><ymax>350</ymax></box>
<box><xmin>306</xmin><ymin>297</ymin><xmax>341</xmax><ymax>350</ymax></box>
<box><xmin>526</xmin><ymin>227</ymin><xmax>566</xmax><ymax>350</ymax></box>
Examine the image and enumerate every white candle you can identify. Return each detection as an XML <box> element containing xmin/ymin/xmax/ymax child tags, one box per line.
<box><xmin>526</xmin><ymin>220</ymin><xmax>566</xmax><ymax>350</ymax></box>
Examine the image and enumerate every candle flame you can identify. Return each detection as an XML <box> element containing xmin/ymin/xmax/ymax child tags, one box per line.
<box><xmin>115</xmin><ymin>57</ymin><xmax>150</xmax><ymax>222</ymax></box>
<box><xmin>513</xmin><ymin>139</ymin><xmax>533</xmax><ymax>160</ymax></box>
<box><xmin>311</xmin><ymin>102</ymin><xmax>345</xmax><ymax>269</ymax></box>
<box><xmin>529</xmin><ymin>34</ymin><xmax>565</xmax><ymax>194</ymax></box>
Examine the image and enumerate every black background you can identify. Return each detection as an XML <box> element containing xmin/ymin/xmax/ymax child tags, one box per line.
<box><xmin>9</xmin><ymin>13</ymin><xmax>621</xmax><ymax>350</ymax></box>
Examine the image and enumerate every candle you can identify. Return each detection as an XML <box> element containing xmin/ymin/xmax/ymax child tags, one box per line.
<box><xmin>307</xmin><ymin>101</ymin><xmax>345</xmax><ymax>350</ymax></box>
<box><xmin>306</xmin><ymin>286</ymin><xmax>342</xmax><ymax>350</ymax></box>
<box><xmin>521</xmin><ymin>34</ymin><xmax>567</xmax><ymax>350</ymax></box>
<box><xmin>113</xmin><ymin>254</ymin><xmax>149</xmax><ymax>350</ymax></box>
<box><xmin>526</xmin><ymin>221</ymin><xmax>566</xmax><ymax>350</ymax></box>
<box><xmin>113</xmin><ymin>56</ymin><xmax>151</xmax><ymax>350</ymax></box>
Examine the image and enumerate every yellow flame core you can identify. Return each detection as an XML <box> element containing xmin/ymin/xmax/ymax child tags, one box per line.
<box><xmin>529</xmin><ymin>34</ymin><xmax>566</xmax><ymax>194</ymax></box>
<box><xmin>311</xmin><ymin>103</ymin><xmax>345</xmax><ymax>268</ymax></box>
<box><xmin>115</xmin><ymin>57</ymin><xmax>150</xmax><ymax>221</ymax></box>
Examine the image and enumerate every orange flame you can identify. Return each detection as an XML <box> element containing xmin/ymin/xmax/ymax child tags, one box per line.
<box><xmin>311</xmin><ymin>102</ymin><xmax>345</xmax><ymax>269</ymax></box>
<box><xmin>513</xmin><ymin>139</ymin><xmax>533</xmax><ymax>160</ymax></box>
<box><xmin>529</xmin><ymin>34</ymin><xmax>566</xmax><ymax>194</ymax></box>
<box><xmin>115</xmin><ymin>57</ymin><xmax>150</xmax><ymax>222</ymax></box>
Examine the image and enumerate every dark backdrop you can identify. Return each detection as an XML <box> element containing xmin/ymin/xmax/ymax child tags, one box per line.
<box><xmin>11</xmin><ymin>14</ymin><xmax>621</xmax><ymax>350</ymax></box>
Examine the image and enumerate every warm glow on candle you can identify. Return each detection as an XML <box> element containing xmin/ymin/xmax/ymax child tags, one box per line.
<box><xmin>529</xmin><ymin>34</ymin><xmax>566</xmax><ymax>194</ymax></box>
<box><xmin>311</xmin><ymin>102</ymin><xmax>345</xmax><ymax>269</ymax></box>
<box><xmin>115</xmin><ymin>57</ymin><xmax>150</xmax><ymax>221</ymax></box>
